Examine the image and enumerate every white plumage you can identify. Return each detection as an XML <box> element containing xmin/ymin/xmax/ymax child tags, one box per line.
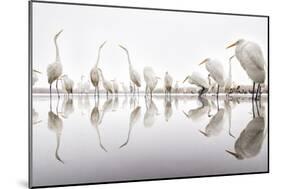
<box><xmin>230</xmin><ymin>39</ymin><xmax>265</xmax><ymax>83</ymax></box>
<box><xmin>227</xmin><ymin>39</ymin><xmax>266</xmax><ymax>99</ymax></box>
<box><xmin>90</xmin><ymin>41</ymin><xmax>106</xmax><ymax>96</ymax></box>
<box><xmin>183</xmin><ymin>72</ymin><xmax>209</xmax><ymax>96</ymax></box>
<box><xmin>61</xmin><ymin>75</ymin><xmax>74</xmax><ymax>95</ymax></box>
<box><xmin>112</xmin><ymin>79</ymin><xmax>119</xmax><ymax>94</ymax></box>
<box><xmin>98</xmin><ymin>68</ymin><xmax>113</xmax><ymax>95</ymax></box>
<box><xmin>119</xmin><ymin>45</ymin><xmax>141</xmax><ymax>93</ymax></box>
<box><xmin>199</xmin><ymin>58</ymin><xmax>225</xmax><ymax>94</ymax></box>
<box><xmin>164</xmin><ymin>72</ymin><xmax>173</xmax><ymax>95</ymax></box>
<box><xmin>143</xmin><ymin>66</ymin><xmax>160</xmax><ymax>97</ymax></box>
<box><xmin>47</xmin><ymin>30</ymin><xmax>63</xmax><ymax>96</ymax></box>
<box><xmin>32</xmin><ymin>70</ymin><xmax>41</xmax><ymax>86</ymax></box>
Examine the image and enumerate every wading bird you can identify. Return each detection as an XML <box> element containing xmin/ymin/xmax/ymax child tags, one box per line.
<box><xmin>119</xmin><ymin>45</ymin><xmax>141</xmax><ymax>94</ymax></box>
<box><xmin>143</xmin><ymin>67</ymin><xmax>160</xmax><ymax>98</ymax></box>
<box><xmin>174</xmin><ymin>81</ymin><xmax>179</xmax><ymax>94</ymax></box>
<box><xmin>47</xmin><ymin>30</ymin><xmax>63</xmax><ymax>98</ymax></box>
<box><xmin>111</xmin><ymin>79</ymin><xmax>119</xmax><ymax>94</ymax></box>
<box><xmin>60</xmin><ymin>75</ymin><xmax>74</xmax><ymax>96</ymax></box>
<box><xmin>226</xmin><ymin>39</ymin><xmax>266</xmax><ymax>100</ymax></box>
<box><xmin>90</xmin><ymin>41</ymin><xmax>107</xmax><ymax>97</ymax></box>
<box><xmin>164</xmin><ymin>72</ymin><xmax>173</xmax><ymax>97</ymax></box>
<box><xmin>32</xmin><ymin>70</ymin><xmax>41</xmax><ymax>86</ymax></box>
<box><xmin>98</xmin><ymin>68</ymin><xmax>113</xmax><ymax>97</ymax></box>
<box><xmin>183</xmin><ymin>72</ymin><xmax>209</xmax><ymax>96</ymax></box>
<box><xmin>199</xmin><ymin>58</ymin><xmax>225</xmax><ymax>96</ymax></box>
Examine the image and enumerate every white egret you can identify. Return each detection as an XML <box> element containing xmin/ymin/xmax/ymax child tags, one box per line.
<box><xmin>183</xmin><ymin>72</ymin><xmax>209</xmax><ymax>96</ymax></box>
<box><xmin>111</xmin><ymin>79</ymin><xmax>119</xmax><ymax>94</ymax></box>
<box><xmin>199</xmin><ymin>58</ymin><xmax>225</xmax><ymax>96</ymax></box>
<box><xmin>32</xmin><ymin>70</ymin><xmax>41</xmax><ymax>86</ymax></box>
<box><xmin>47</xmin><ymin>30</ymin><xmax>63</xmax><ymax>98</ymax></box>
<box><xmin>90</xmin><ymin>41</ymin><xmax>106</xmax><ymax>97</ymax></box>
<box><xmin>164</xmin><ymin>72</ymin><xmax>173</xmax><ymax>97</ymax></box>
<box><xmin>174</xmin><ymin>81</ymin><xmax>179</xmax><ymax>94</ymax></box>
<box><xmin>226</xmin><ymin>39</ymin><xmax>266</xmax><ymax>100</ymax></box>
<box><xmin>98</xmin><ymin>68</ymin><xmax>113</xmax><ymax>97</ymax></box>
<box><xmin>60</xmin><ymin>75</ymin><xmax>74</xmax><ymax>96</ymax></box>
<box><xmin>119</xmin><ymin>45</ymin><xmax>141</xmax><ymax>94</ymax></box>
<box><xmin>143</xmin><ymin>66</ymin><xmax>160</xmax><ymax>98</ymax></box>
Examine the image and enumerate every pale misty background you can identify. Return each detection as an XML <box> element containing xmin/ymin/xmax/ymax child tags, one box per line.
<box><xmin>33</xmin><ymin>3</ymin><xmax>268</xmax><ymax>90</ymax></box>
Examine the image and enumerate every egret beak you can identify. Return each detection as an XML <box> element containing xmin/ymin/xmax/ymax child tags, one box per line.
<box><xmin>100</xmin><ymin>41</ymin><xmax>107</xmax><ymax>48</ymax></box>
<box><xmin>225</xmin><ymin>150</ymin><xmax>240</xmax><ymax>159</ymax></box>
<box><xmin>199</xmin><ymin>59</ymin><xmax>208</xmax><ymax>65</ymax></box>
<box><xmin>183</xmin><ymin>76</ymin><xmax>189</xmax><ymax>83</ymax></box>
<box><xmin>199</xmin><ymin>130</ymin><xmax>208</xmax><ymax>136</ymax></box>
<box><xmin>182</xmin><ymin>111</ymin><xmax>189</xmax><ymax>118</ymax></box>
<box><xmin>33</xmin><ymin>70</ymin><xmax>41</xmax><ymax>74</ymax></box>
<box><xmin>56</xmin><ymin>29</ymin><xmax>63</xmax><ymax>37</ymax></box>
<box><xmin>226</xmin><ymin>41</ymin><xmax>237</xmax><ymax>49</ymax></box>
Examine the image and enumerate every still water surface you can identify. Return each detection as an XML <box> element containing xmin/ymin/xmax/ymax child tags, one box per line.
<box><xmin>32</xmin><ymin>94</ymin><xmax>268</xmax><ymax>187</ymax></box>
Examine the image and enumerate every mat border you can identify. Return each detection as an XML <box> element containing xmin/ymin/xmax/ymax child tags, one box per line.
<box><xmin>28</xmin><ymin>0</ymin><xmax>270</xmax><ymax>188</ymax></box>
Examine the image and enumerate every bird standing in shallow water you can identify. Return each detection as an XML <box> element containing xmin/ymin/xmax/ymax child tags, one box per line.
<box><xmin>90</xmin><ymin>41</ymin><xmax>106</xmax><ymax>97</ymax></box>
<box><xmin>183</xmin><ymin>72</ymin><xmax>209</xmax><ymax>96</ymax></box>
<box><xmin>164</xmin><ymin>72</ymin><xmax>173</xmax><ymax>98</ymax></box>
<box><xmin>226</xmin><ymin>39</ymin><xmax>266</xmax><ymax>100</ymax></box>
<box><xmin>60</xmin><ymin>75</ymin><xmax>74</xmax><ymax>97</ymax></box>
<box><xmin>119</xmin><ymin>45</ymin><xmax>141</xmax><ymax>94</ymax></box>
<box><xmin>47</xmin><ymin>30</ymin><xmax>63</xmax><ymax>99</ymax></box>
<box><xmin>199</xmin><ymin>58</ymin><xmax>225</xmax><ymax>98</ymax></box>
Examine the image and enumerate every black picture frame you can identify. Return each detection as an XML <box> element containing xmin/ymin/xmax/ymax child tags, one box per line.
<box><xmin>28</xmin><ymin>1</ymin><xmax>270</xmax><ymax>188</ymax></box>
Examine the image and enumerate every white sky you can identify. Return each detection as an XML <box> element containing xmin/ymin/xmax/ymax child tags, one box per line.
<box><xmin>32</xmin><ymin>2</ymin><xmax>268</xmax><ymax>90</ymax></box>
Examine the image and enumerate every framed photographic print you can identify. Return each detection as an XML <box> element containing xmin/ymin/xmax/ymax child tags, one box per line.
<box><xmin>29</xmin><ymin>0</ymin><xmax>269</xmax><ymax>188</ymax></box>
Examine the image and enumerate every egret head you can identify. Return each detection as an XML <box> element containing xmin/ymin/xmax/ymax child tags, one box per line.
<box><xmin>226</xmin><ymin>39</ymin><xmax>245</xmax><ymax>49</ymax></box>
<box><xmin>183</xmin><ymin>75</ymin><xmax>190</xmax><ymax>83</ymax></box>
<box><xmin>54</xmin><ymin>29</ymin><xmax>63</xmax><ymax>40</ymax></box>
<box><xmin>199</xmin><ymin>130</ymin><xmax>209</xmax><ymax>137</ymax></box>
<box><xmin>225</xmin><ymin>150</ymin><xmax>243</xmax><ymax>160</ymax></box>
<box><xmin>33</xmin><ymin>69</ymin><xmax>41</xmax><ymax>74</ymax></box>
<box><xmin>199</xmin><ymin>58</ymin><xmax>210</xmax><ymax>66</ymax></box>
<box><xmin>99</xmin><ymin>41</ymin><xmax>107</xmax><ymax>49</ymax></box>
<box><xmin>119</xmin><ymin>44</ymin><xmax>128</xmax><ymax>52</ymax></box>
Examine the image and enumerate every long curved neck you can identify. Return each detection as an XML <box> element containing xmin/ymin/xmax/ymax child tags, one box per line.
<box><xmin>95</xmin><ymin>47</ymin><xmax>102</xmax><ymax>68</ymax></box>
<box><xmin>54</xmin><ymin>37</ymin><xmax>60</xmax><ymax>62</ymax></box>
<box><xmin>125</xmin><ymin>51</ymin><xmax>132</xmax><ymax>66</ymax></box>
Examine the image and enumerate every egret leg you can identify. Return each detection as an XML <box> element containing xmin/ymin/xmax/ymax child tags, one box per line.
<box><xmin>252</xmin><ymin>82</ymin><xmax>256</xmax><ymax>101</ymax></box>
<box><xmin>56</xmin><ymin>79</ymin><xmax>60</xmax><ymax>98</ymax></box>
<box><xmin>255</xmin><ymin>84</ymin><xmax>260</xmax><ymax>101</ymax></box>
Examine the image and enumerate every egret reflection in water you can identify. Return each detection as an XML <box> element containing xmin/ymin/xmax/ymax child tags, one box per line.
<box><xmin>182</xmin><ymin>96</ymin><xmax>211</xmax><ymax>121</ymax></box>
<box><xmin>120</xmin><ymin>106</ymin><xmax>141</xmax><ymax>148</ymax></box>
<box><xmin>164</xmin><ymin>97</ymin><xmax>173</xmax><ymax>122</ymax></box>
<box><xmin>143</xmin><ymin>97</ymin><xmax>159</xmax><ymax>128</ymax></box>
<box><xmin>61</xmin><ymin>97</ymin><xmax>74</xmax><ymax>119</ymax></box>
<box><xmin>90</xmin><ymin>100</ymin><xmax>107</xmax><ymax>152</ymax></box>
<box><xmin>226</xmin><ymin>102</ymin><xmax>266</xmax><ymax>160</ymax></box>
<box><xmin>47</xmin><ymin>98</ymin><xmax>64</xmax><ymax>163</ymax></box>
<box><xmin>199</xmin><ymin>107</ymin><xmax>225</xmax><ymax>137</ymax></box>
